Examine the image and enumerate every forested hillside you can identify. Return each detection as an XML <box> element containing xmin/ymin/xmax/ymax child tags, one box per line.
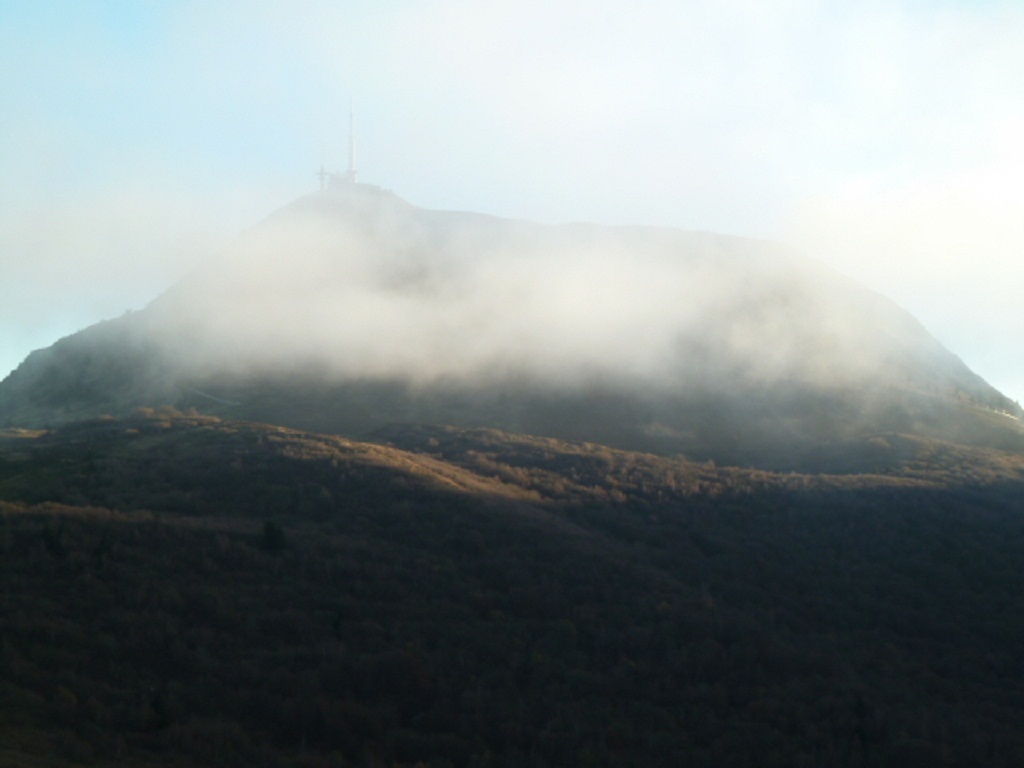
<box><xmin>3</xmin><ymin>412</ymin><xmax>1024</xmax><ymax>766</ymax></box>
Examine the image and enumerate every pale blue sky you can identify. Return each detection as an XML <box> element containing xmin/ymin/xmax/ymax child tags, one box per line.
<box><xmin>2</xmin><ymin>0</ymin><xmax>1023</xmax><ymax>403</ymax></box>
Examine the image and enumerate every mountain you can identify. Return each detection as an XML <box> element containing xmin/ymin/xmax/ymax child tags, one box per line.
<box><xmin>6</xmin><ymin>186</ymin><xmax>1024</xmax><ymax>766</ymax></box>
<box><xmin>1</xmin><ymin>182</ymin><xmax>1021</xmax><ymax>465</ymax></box>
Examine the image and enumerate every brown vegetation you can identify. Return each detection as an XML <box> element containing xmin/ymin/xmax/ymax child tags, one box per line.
<box><xmin>2</xmin><ymin>413</ymin><xmax>1024</xmax><ymax>766</ymax></box>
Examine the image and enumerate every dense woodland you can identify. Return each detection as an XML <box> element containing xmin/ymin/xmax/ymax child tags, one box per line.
<box><xmin>3</xmin><ymin>411</ymin><xmax>1024</xmax><ymax>766</ymax></box>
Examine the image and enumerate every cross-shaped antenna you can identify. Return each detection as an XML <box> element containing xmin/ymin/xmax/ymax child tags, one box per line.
<box><xmin>317</xmin><ymin>164</ymin><xmax>329</xmax><ymax>191</ymax></box>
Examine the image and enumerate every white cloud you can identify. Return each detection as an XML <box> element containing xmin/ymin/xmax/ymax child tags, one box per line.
<box><xmin>787</xmin><ymin>111</ymin><xmax>1024</xmax><ymax>401</ymax></box>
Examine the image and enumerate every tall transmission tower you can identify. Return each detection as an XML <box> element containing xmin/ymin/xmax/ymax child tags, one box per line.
<box><xmin>345</xmin><ymin>112</ymin><xmax>357</xmax><ymax>184</ymax></box>
<box><xmin>317</xmin><ymin>113</ymin><xmax>360</xmax><ymax>190</ymax></box>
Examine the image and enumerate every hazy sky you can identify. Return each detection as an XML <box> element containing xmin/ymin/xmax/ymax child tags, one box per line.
<box><xmin>2</xmin><ymin>0</ymin><xmax>1022</xmax><ymax>404</ymax></box>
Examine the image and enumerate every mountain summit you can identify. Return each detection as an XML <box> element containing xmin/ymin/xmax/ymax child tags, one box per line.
<box><xmin>1</xmin><ymin>183</ymin><xmax>1020</xmax><ymax>465</ymax></box>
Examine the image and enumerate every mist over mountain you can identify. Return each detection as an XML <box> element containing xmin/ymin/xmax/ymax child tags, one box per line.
<box><xmin>1</xmin><ymin>182</ymin><xmax>1020</xmax><ymax>465</ymax></box>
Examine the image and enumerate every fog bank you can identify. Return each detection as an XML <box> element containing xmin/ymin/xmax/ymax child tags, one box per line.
<box><xmin>141</xmin><ymin>187</ymin><xmax>964</xmax><ymax>396</ymax></box>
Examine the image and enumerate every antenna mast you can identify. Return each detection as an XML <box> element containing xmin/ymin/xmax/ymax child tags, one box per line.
<box><xmin>346</xmin><ymin>112</ymin><xmax>357</xmax><ymax>183</ymax></box>
<box><xmin>317</xmin><ymin>112</ymin><xmax>359</xmax><ymax>191</ymax></box>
